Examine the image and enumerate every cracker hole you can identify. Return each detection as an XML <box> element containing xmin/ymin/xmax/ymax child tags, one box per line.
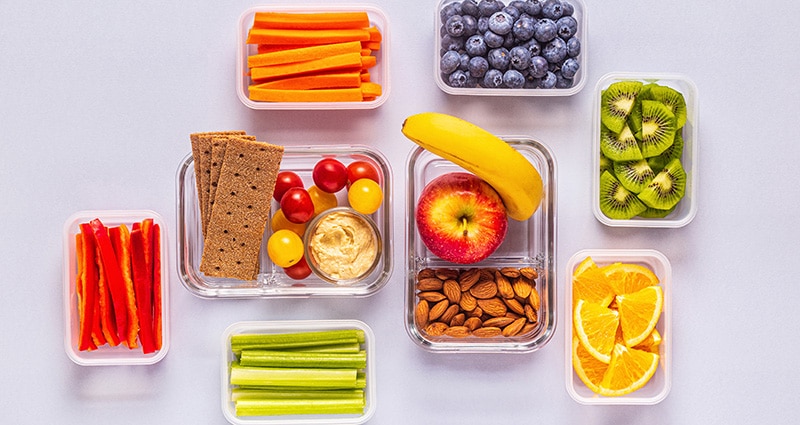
<box><xmin>251</xmin><ymin>185</ymin><xmax>257</xmax><ymax>190</ymax></box>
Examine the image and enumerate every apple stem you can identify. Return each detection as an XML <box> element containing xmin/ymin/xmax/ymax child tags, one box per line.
<box><xmin>461</xmin><ymin>217</ymin><xmax>468</xmax><ymax>237</ymax></box>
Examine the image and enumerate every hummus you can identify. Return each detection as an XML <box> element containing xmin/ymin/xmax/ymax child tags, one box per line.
<box><xmin>307</xmin><ymin>210</ymin><xmax>378</xmax><ymax>282</ymax></box>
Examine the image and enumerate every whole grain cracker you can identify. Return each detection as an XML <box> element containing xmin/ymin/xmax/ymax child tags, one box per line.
<box><xmin>207</xmin><ymin>135</ymin><xmax>257</xmax><ymax>232</ymax></box>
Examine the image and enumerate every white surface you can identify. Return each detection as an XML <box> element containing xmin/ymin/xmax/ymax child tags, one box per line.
<box><xmin>1</xmin><ymin>1</ymin><xmax>799</xmax><ymax>424</ymax></box>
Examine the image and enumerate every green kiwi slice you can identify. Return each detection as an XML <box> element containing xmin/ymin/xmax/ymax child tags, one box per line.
<box><xmin>599</xmin><ymin>170</ymin><xmax>647</xmax><ymax>220</ymax></box>
<box><xmin>639</xmin><ymin>100</ymin><xmax>676</xmax><ymax>158</ymax></box>
<box><xmin>647</xmin><ymin>130</ymin><xmax>684</xmax><ymax>173</ymax></box>
<box><xmin>637</xmin><ymin>158</ymin><xmax>686</xmax><ymax>210</ymax></box>
<box><xmin>627</xmin><ymin>83</ymin><xmax>655</xmax><ymax>140</ymax></box>
<box><xmin>613</xmin><ymin>159</ymin><xmax>655</xmax><ymax>194</ymax></box>
<box><xmin>647</xmin><ymin>85</ymin><xmax>687</xmax><ymax>128</ymax></box>
<box><xmin>638</xmin><ymin>205</ymin><xmax>676</xmax><ymax>218</ymax></box>
<box><xmin>601</xmin><ymin>81</ymin><xmax>643</xmax><ymax>134</ymax></box>
<box><xmin>600</xmin><ymin>152</ymin><xmax>614</xmax><ymax>175</ymax></box>
<box><xmin>600</xmin><ymin>124</ymin><xmax>643</xmax><ymax>162</ymax></box>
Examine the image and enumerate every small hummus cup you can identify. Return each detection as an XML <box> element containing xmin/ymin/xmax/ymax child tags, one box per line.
<box><xmin>304</xmin><ymin>207</ymin><xmax>382</xmax><ymax>285</ymax></box>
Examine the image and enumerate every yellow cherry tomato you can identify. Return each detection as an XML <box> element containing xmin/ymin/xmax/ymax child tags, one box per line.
<box><xmin>307</xmin><ymin>185</ymin><xmax>338</xmax><ymax>216</ymax></box>
<box><xmin>267</xmin><ymin>229</ymin><xmax>304</xmax><ymax>268</ymax></box>
<box><xmin>271</xmin><ymin>208</ymin><xmax>307</xmax><ymax>236</ymax></box>
<box><xmin>347</xmin><ymin>178</ymin><xmax>383</xmax><ymax>214</ymax></box>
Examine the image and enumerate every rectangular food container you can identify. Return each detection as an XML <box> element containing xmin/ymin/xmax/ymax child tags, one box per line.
<box><xmin>593</xmin><ymin>72</ymin><xmax>698</xmax><ymax>227</ymax></box>
<box><xmin>237</xmin><ymin>4</ymin><xmax>390</xmax><ymax>110</ymax></box>
<box><xmin>176</xmin><ymin>145</ymin><xmax>392</xmax><ymax>298</ymax></box>
<box><xmin>435</xmin><ymin>0</ymin><xmax>587</xmax><ymax>96</ymax></box>
<box><xmin>565</xmin><ymin>249</ymin><xmax>672</xmax><ymax>405</ymax></box>
<box><xmin>62</xmin><ymin>209</ymin><xmax>170</xmax><ymax>366</ymax></box>
<box><xmin>404</xmin><ymin>137</ymin><xmax>556</xmax><ymax>353</ymax></box>
<box><xmin>221</xmin><ymin>320</ymin><xmax>376</xmax><ymax>425</ymax></box>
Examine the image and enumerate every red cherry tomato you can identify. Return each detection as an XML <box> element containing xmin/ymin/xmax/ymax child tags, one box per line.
<box><xmin>280</xmin><ymin>187</ymin><xmax>315</xmax><ymax>224</ymax></box>
<box><xmin>346</xmin><ymin>161</ymin><xmax>381</xmax><ymax>187</ymax></box>
<box><xmin>312</xmin><ymin>158</ymin><xmax>348</xmax><ymax>193</ymax></box>
<box><xmin>284</xmin><ymin>256</ymin><xmax>312</xmax><ymax>280</ymax></box>
<box><xmin>273</xmin><ymin>171</ymin><xmax>304</xmax><ymax>202</ymax></box>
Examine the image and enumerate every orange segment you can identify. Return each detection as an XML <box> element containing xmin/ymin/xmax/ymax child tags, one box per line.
<box><xmin>601</xmin><ymin>262</ymin><xmax>659</xmax><ymax>295</ymax></box>
<box><xmin>574</xmin><ymin>299</ymin><xmax>619</xmax><ymax>363</ymax></box>
<box><xmin>633</xmin><ymin>328</ymin><xmax>662</xmax><ymax>354</ymax></box>
<box><xmin>598</xmin><ymin>343</ymin><xmax>660</xmax><ymax>396</ymax></box>
<box><xmin>572</xmin><ymin>256</ymin><xmax>615</xmax><ymax>307</ymax></box>
<box><xmin>572</xmin><ymin>336</ymin><xmax>608</xmax><ymax>393</ymax></box>
<box><xmin>616</xmin><ymin>285</ymin><xmax>663</xmax><ymax>347</ymax></box>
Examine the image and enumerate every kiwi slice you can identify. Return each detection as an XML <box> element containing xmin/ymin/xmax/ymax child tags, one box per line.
<box><xmin>648</xmin><ymin>85</ymin><xmax>687</xmax><ymax>128</ymax></box>
<box><xmin>627</xmin><ymin>83</ymin><xmax>655</xmax><ymax>140</ymax></box>
<box><xmin>637</xmin><ymin>158</ymin><xmax>686</xmax><ymax>210</ymax></box>
<box><xmin>613</xmin><ymin>159</ymin><xmax>655</xmax><ymax>193</ymax></box>
<box><xmin>600</xmin><ymin>152</ymin><xmax>613</xmax><ymax>175</ymax></box>
<box><xmin>600</xmin><ymin>124</ymin><xmax>643</xmax><ymax>162</ymax></box>
<box><xmin>647</xmin><ymin>130</ymin><xmax>684</xmax><ymax>173</ymax></box>
<box><xmin>639</xmin><ymin>100</ymin><xmax>676</xmax><ymax>158</ymax></box>
<box><xmin>601</xmin><ymin>81</ymin><xmax>643</xmax><ymax>134</ymax></box>
<box><xmin>638</xmin><ymin>205</ymin><xmax>676</xmax><ymax>218</ymax></box>
<box><xmin>599</xmin><ymin>170</ymin><xmax>647</xmax><ymax>220</ymax></box>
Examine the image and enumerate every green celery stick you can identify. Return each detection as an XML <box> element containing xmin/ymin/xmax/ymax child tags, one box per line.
<box><xmin>282</xmin><ymin>342</ymin><xmax>362</xmax><ymax>354</ymax></box>
<box><xmin>239</xmin><ymin>349</ymin><xmax>367</xmax><ymax>369</ymax></box>
<box><xmin>229</xmin><ymin>363</ymin><xmax>358</xmax><ymax>388</ymax></box>
<box><xmin>231</xmin><ymin>388</ymin><xmax>364</xmax><ymax>401</ymax></box>
<box><xmin>231</xmin><ymin>329</ymin><xmax>365</xmax><ymax>354</ymax></box>
<box><xmin>235</xmin><ymin>397</ymin><xmax>365</xmax><ymax>417</ymax></box>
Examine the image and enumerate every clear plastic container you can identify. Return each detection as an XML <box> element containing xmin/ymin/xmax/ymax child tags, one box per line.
<box><xmin>221</xmin><ymin>320</ymin><xmax>376</xmax><ymax>425</ymax></box>
<box><xmin>434</xmin><ymin>0</ymin><xmax>587</xmax><ymax>96</ymax></box>
<box><xmin>564</xmin><ymin>249</ymin><xmax>672</xmax><ymax>405</ymax></box>
<box><xmin>62</xmin><ymin>210</ymin><xmax>170</xmax><ymax>366</ymax></box>
<box><xmin>404</xmin><ymin>137</ymin><xmax>557</xmax><ymax>353</ymax></box>
<box><xmin>176</xmin><ymin>145</ymin><xmax>393</xmax><ymax>298</ymax></box>
<box><xmin>593</xmin><ymin>72</ymin><xmax>699</xmax><ymax>227</ymax></box>
<box><xmin>237</xmin><ymin>4</ymin><xmax>390</xmax><ymax>110</ymax></box>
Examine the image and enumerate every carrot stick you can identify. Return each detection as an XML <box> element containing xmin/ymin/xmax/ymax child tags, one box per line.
<box><xmin>248</xmin><ymin>41</ymin><xmax>361</xmax><ymax>68</ymax></box>
<box><xmin>362</xmin><ymin>41</ymin><xmax>381</xmax><ymax>51</ymax></box>
<box><xmin>360</xmin><ymin>82</ymin><xmax>382</xmax><ymax>98</ymax></box>
<box><xmin>249</xmin><ymin>87</ymin><xmax>364</xmax><ymax>102</ymax></box>
<box><xmin>360</xmin><ymin>48</ymin><xmax>372</xmax><ymax>56</ymax></box>
<box><xmin>246</xmin><ymin>28</ymin><xmax>370</xmax><ymax>45</ymax></box>
<box><xmin>250</xmin><ymin>52</ymin><xmax>362</xmax><ymax>81</ymax></box>
<box><xmin>360</xmin><ymin>55</ymin><xmax>377</xmax><ymax>69</ymax></box>
<box><xmin>253</xmin><ymin>11</ymin><xmax>370</xmax><ymax>30</ymax></box>
<box><xmin>252</xmin><ymin>71</ymin><xmax>363</xmax><ymax>90</ymax></box>
<box><xmin>367</xmin><ymin>26</ymin><xmax>382</xmax><ymax>42</ymax></box>
<box><xmin>360</xmin><ymin>71</ymin><xmax>370</xmax><ymax>82</ymax></box>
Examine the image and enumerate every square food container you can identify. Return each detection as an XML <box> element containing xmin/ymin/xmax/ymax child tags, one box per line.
<box><xmin>435</xmin><ymin>0</ymin><xmax>587</xmax><ymax>96</ymax></box>
<box><xmin>221</xmin><ymin>320</ymin><xmax>376</xmax><ymax>425</ymax></box>
<box><xmin>565</xmin><ymin>249</ymin><xmax>672</xmax><ymax>405</ymax></box>
<box><xmin>62</xmin><ymin>210</ymin><xmax>170</xmax><ymax>366</ymax></box>
<box><xmin>404</xmin><ymin>137</ymin><xmax>557</xmax><ymax>353</ymax></box>
<box><xmin>176</xmin><ymin>145</ymin><xmax>392</xmax><ymax>298</ymax></box>
<box><xmin>237</xmin><ymin>4</ymin><xmax>390</xmax><ymax>110</ymax></box>
<box><xmin>593</xmin><ymin>72</ymin><xmax>699</xmax><ymax>227</ymax></box>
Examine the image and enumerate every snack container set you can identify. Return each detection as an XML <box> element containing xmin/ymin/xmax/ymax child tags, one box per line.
<box><xmin>60</xmin><ymin>1</ymin><xmax>698</xmax><ymax>420</ymax></box>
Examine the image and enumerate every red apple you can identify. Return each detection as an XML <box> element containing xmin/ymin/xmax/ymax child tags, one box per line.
<box><xmin>415</xmin><ymin>172</ymin><xmax>508</xmax><ymax>264</ymax></box>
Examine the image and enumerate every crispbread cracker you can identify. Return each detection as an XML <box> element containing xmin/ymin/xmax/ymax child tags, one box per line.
<box><xmin>199</xmin><ymin>137</ymin><xmax>283</xmax><ymax>281</ymax></box>
<box><xmin>207</xmin><ymin>135</ymin><xmax>257</xmax><ymax>232</ymax></box>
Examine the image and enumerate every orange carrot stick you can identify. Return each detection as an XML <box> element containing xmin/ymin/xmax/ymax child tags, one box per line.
<box><xmin>361</xmin><ymin>55</ymin><xmax>377</xmax><ymax>69</ymax></box>
<box><xmin>250</xmin><ymin>52</ymin><xmax>363</xmax><ymax>81</ymax></box>
<box><xmin>361</xmin><ymin>82</ymin><xmax>382</xmax><ymax>98</ymax></box>
<box><xmin>367</xmin><ymin>26</ymin><xmax>382</xmax><ymax>42</ymax></box>
<box><xmin>248</xmin><ymin>41</ymin><xmax>361</xmax><ymax>68</ymax></box>
<box><xmin>252</xmin><ymin>71</ymin><xmax>363</xmax><ymax>90</ymax></box>
<box><xmin>362</xmin><ymin>41</ymin><xmax>381</xmax><ymax>51</ymax></box>
<box><xmin>246</xmin><ymin>28</ymin><xmax>370</xmax><ymax>45</ymax></box>
<box><xmin>253</xmin><ymin>11</ymin><xmax>370</xmax><ymax>30</ymax></box>
<box><xmin>249</xmin><ymin>87</ymin><xmax>364</xmax><ymax>102</ymax></box>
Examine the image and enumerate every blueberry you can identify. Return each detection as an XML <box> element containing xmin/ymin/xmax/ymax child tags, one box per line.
<box><xmin>484</xmin><ymin>30</ymin><xmax>505</xmax><ymax>48</ymax></box>
<box><xmin>521</xmin><ymin>0</ymin><xmax>542</xmax><ymax>16</ymax></box>
<box><xmin>555</xmin><ymin>71</ymin><xmax>573</xmax><ymax>88</ymax></box>
<box><xmin>465</xmin><ymin>34</ymin><xmax>489</xmax><ymax>56</ymax></box>
<box><xmin>502</xmin><ymin>5</ymin><xmax>521</xmax><ymax>20</ymax></box>
<box><xmin>478</xmin><ymin>0</ymin><xmax>503</xmax><ymax>17</ymax></box>
<box><xmin>441</xmin><ymin>2</ymin><xmax>464</xmax><ymax>22</ymax></box>
<box><xmin>556</xmin><ymin>15</ymin><xmax>577</xmax><ymax>39</ymax></box>
<box><xmin>539</xmin><ymin>71</ymin><xmax>557</xmax><ymax>88</ymax></box>
<box><xmin>445</xmin><ymin>15</ymin><xmax>467</xmax><ymax>37</ymax></box>
<box><xmin>560</xmin><ymin>57</ymin><xmax>579</xmax><ymax>78</ymax></box>
<box><xmin>561</xmin><ymin>0</ymin><xmax>574</xmax><ymax>16</ymax></box>
<box><xmin>502</xmin><ymin>32</ymin><xmax>517</xmax><ymax>49</ymax></box>
<box><xmin>477</xmin><ymin>16</ymin><xmax>490</xmax><ymax>33</ymax></box>
<box><xmin>509</xmin><ymin>45</ymin><xmax>531</xmax><ymax>71</ymax></box>
<box><xmin>533</xmin><ymin>18</ymin><xmax>557</xmax><ymax>42</ymax></box>
<box><xmin>440</xmin><ymin>50</ymin><xmax>461</xmax><ymax>74</ymax></box>
<box><xmin>541</xmin><ymin>0</ymin><xmax>564</xmax><ymax>20</ymax></box>
<box><xmin>529</xmin><ymin>55</ymin><xmax>549</xmax><ymax>78</ymax></box>
<box><xmin>487</xmin><ymin>47</ymin><xmax>511</xmax><ymax>70</ymax></box>
<box><xmin>524</xmin><ymin>74</ymin><xmax>542</xmax><ymax>88</ymax></box>
<box><xmin>503</xmin><ymin>69</ymin><xmax>525</xmax><ymax>88</ymax></box>
<box><xmin>512</xmin><ymin>15</ymin><xmax>536</xmax><ymax>41</ymax></box>
<box><xmin>522</xmin><ymin>39</ymin><xmax>542</xmax><ymax>56</ymax></box>
<box><xmin>488</xmin><ymin>11</ymin><xmax>514</xmax><ymax>35</ymax></box>
<box><xmin>448</xmin><ymin>69</ymin><xmax>470</xmax><ymax>87</ymax></box>
<box><xmin>468</xmin><ymin>55</ymin><xmax>490</xmax><ymax>78</ymax></box>
<box><xmin>462</xmin><ymin>14</ymin><xmax>479</xmax><ymax>36</ymax></box>
<box><xmin>461</xmin><ymin>0</ymin><xmax>481</xmax><ymax>17</ymax></box>
<box><xmin>509</xmin><ymin>1</ymin><xmax>528</xmax><ymax>12</ymax></box>
<box><xmin>542</xmin><ymin>36</ymin><xmax>567</xmax><ymax>63</ymax></box>
<box><xmin>441</xmin><ymin>34</ymin><xmax>465</xmax><ymax>51</ymax></box>
<box><xmin>483</xmin><ymin>68</ymin><xmax>505</xmax><ymax>88</ymax></box>
<box><xmin>566</xmin><ymin>36</ymin><xmax>580</xmax><ymax>57</ymax></box>
<box><xmin>459</xmin><ymin>52</ymin><xmax>471</xmax><ymax>70</ymax></box>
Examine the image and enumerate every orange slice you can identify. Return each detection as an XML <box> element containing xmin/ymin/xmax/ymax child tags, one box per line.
<box><xmin>574</xmin><ymin>299</ymin><xmax>619</xmax><ymax>363</ymax></box>
<box><xmin>572</xmin><ymin>336</ymin><xmax>608</xmax><ymax>393</ymax></box>
<box><xmin>616</xmin><ymin>285</ymin><xmax>663</xmax><ymax>347</ymax></box>
<box><xmin>601</xmin><ymin>262</ymin><xmax>659</xmax><ymax>295</ymax></box>
<box><xmin>598</xmin><ymin>343</ymin><xmax>660</xmax><ymax>396</ymax></box>
<box><xmin>633</xmin><ymin>328</ymin><xmax>662</xmax><ymax>354</ymax></box>
<box><xmin>572</xmin><ymin>256</ymin><xmax>615</xmax><ymax>307</ymax></box>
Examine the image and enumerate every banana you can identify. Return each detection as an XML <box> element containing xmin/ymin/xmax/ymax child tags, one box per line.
<box><xmin>401</xmin><ymin>112</ymin><xmax>543</xmax><ymax>221</ymax></box>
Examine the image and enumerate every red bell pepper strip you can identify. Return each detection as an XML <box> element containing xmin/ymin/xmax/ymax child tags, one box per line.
<box><xmin>89</xmin><ymin>218</ymin><xmax>130</xmax><ymax>342</ymax></box>
<box><xmin>110</xmin><ymin>225</ymin><xmax>139</xmax><ymax>348</ymax></box>
<box><xmin>152</xmin><ymin>224</ymin><xmax>163</xmax><ymax>351</ymax></box>
<box><xmin>95</xmin><ymin>247</ymin><xmax>121</xmax><ymax>347</ymax></box>
<box><xmin>131</xmin><ymin>227</ymin><xmax>157</xmax><ymax>354</ymax></box>
<box><xmin>77</xmin><ymin>224</ymin><xmax>98</xmax><ymax>351</ymax></box>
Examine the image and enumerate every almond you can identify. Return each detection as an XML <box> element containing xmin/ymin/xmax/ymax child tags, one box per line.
<box><xmin>417</xmin><ymin>268</ymin><xmax>436</xmax><ymax>279</ymax></box>
<box><xmin>495</xmin><ymin>271</ymin><xmax>515</xmax><ymax>299</ymax></box>
<box><xmin>417</xmin><ymin>291</ymin><xmax>446</xmax><ymax>302</ymax></box>
<box><xmin>473</xmin><ymin>326</ymin><xmax>502</xmax><ymax>338</ymax></box>
<box><xmin>459</xmin><ymin>291</ymin><xmax>478</xmax><ymax>311</ymax></box>
<box><xmin>424</xmin><ymin>321</ymin><xmax>448</xmax><ymax>336</ymax></box>
<box><xmin>417</xmin><ymin>277</ymin><xmax>444</xmax><ymax>291</ymax></box>
<box><xmin>503</xmin><ymin>297</ymin><xmax>525</xmax><ymax>316</ymax></box>
<box><xmin>415</xmin><ymin>300</ymin><xmax>429</xmax><ymax>329</ymax></box>
<box><xmin>464</xmin><ymin>316</ymin><xmax>482</xmax><ymax>331</ymax></box>
<box><xmin>449</xmin><ymin>312</ymin><xmax>466</xmax><ymax>327</ymax></box>
<box><xmin>512</xmin><ymin>278</ymin><xmax>532</xmax><ymax>299</ymax></box>
<box><xmin>502</xmin><ymin>317</ymin><xmax>526</xmax><ymax>337</ymax></box>
<box><xmin>500</xmin><ymin>267</ymin><xmax>521</xmax><ymax>278</ymax></box>
<box><xmin>477</xmin><ymin>297</ymin><xmax>507</xmax><ymax>317</ymax></box>
<box><xmin>428</xmin><ymin>299</ymin><xmax>449</xmax><ymax>321</ymax></box>
<box><xmin>443</xmin><ymin>279</ymin><xmax>461</xmax><ymax>303</ymax></box>
<box><xmin>469</xmin><ymin>280</ymin><xmax>497</xmax><ymax>299</ymax></box>
<box><xmin>440</xmin><ymin>304</ymin><xmax>460</xmax><ymax>324</ymax></box>
<box><xmin>524</xmin><ymin>303</ymin><xmax>537</xmax><ymax>323</ymax></box>
<box><xmin>479</xmin><ymin>268</ymin><xmax>497</xmax><ymax>281</ymax></box>
<box><xmin>482</xmin><ymin>316</ymin><xmax>516</xmax><ymax>328</ymax></box>
<box><xmin>521</xmin><ymin>322</ymin><xmax>538</xmax><ymax>335</ymax></box>
<box><xmin>443</xmin><ymin>325</ymin><xmax>470</xmax><ymax>338</ymax></box>
<box><xmin>520</xmin><ymin>267</ymin><xmax>538</xmax><ymax>280</ymax></box>
<box><xmin>467</xmin><ymin>306</ymin><xmax>483</xmax><ymax>318</ymax></box>
<box><xmin>528</xmin><ymin>288</ymin><xmax>541</xmax><ymax>311</ymax></box>
<box><xmin>458</xmin><ymin>268</ymin><xmax>481</xmax><ymax>291</ymax></box>
<box><xmin>435</xmin><ymin>268</ymin><xmax>459</xmax><ymax>280</ymax></box>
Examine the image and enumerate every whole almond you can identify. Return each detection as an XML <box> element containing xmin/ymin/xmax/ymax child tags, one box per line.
<box><xmin>477</xmin><ymin>297</ymin><xmax>507</xmax><ymax>317</ymax></box>
<box><xmin>458</xmin><ymin>268</ymin><xmax>481</xmax><ymax>291</ymax></box>
<box><xmin>440</xmin><ymin>304</ymin><xmax>460</xmax><ymax>324</ymax></box>
<box><xmin>417</xmin><ymin>268</ymin><xmax>436</xmax><ymax>279</ymax></box>
<box><xmin>512</xmin><ymin>278</ymin><xmax>532</xmax><ymax>299</ymax></box>
<box><xmin>495</xmin><ymin>271</ymin><xmax>515</xmax><ymax>299</ymax></box>
<box><xmin>467</xmin><ymin>306</ymin><xmax>483</xmax><ymax>318</ymax></box>
<box><xmin>449</xmin><ymin>312</ymin><xmax>466</xmax><ymax>327</ymax></box>
<box><xmin>443</xmin><ymin>279</ymin><xmax>461</xmax><ymax>303</ymax></box>
<box><xmin>521</xmin><ymin>322</ymin><xmax>538</xmax><ymax>335</ymax></box>
<box><xmin>459</xmin><ymin>291</ymin><xmax>478</xmax><ymax>311</ymax></box>
<box><xmin>524</xmin><ymin>303</ymin><xmax>537</xmax><ymax>323</ymax></box>
<box><xmin>483</xmin><ymin>316</ymin><xmax>516</xmax><ymax>328</ymax></box>
<box><xmin>500</xmin><ymin>267</ymin><xmax>521</xmax><ymax>278</ymax></box>
<box><xmin>528</xmin><ymin>288</ymin><xmax>541</xmax><ymax>311</ymax></box>
<box><xmin>520</xmin><ymin>267</ymin><xmax>538</xmax><ymax>280</ymax></box>
<box><xmin>470</xmin><ymin>280</ymin><xmax>497</xmax><ymax>299</ymax></box>
<box><xmin>503</xmin><ymin>297</ymin><xmax>526</xmax><ymax>315</ymax></box>
<box><xmin>502</xmin><ymin>317</ymin><xmax>527</xmax><ymax>337</ymax></box>
<box><xmin>417</xmin><ymin>277</ymin><xmax>444</xmax><ymax>291</ymax></box>
<box><xmin>428</xmin><ymin>299</ymin><xmax>449</xmax><ymax>321</ymax></box>
<box><xmin>464</xmin><ymin>316</ymin><xmax>482</xmax><ymax>331</ymax></box>
<box><xmin>479</xmin><ymin>268</ymin><xmax>497</xmax><ymax>281</ymax></box>
<box><xmin>415</xmin><ymin>300</ymin><xmax>429</xmax><ymax>328</ymax></box>
<box><xmin>443</xmin><ymin>326</ymin><xmax>470</xmax><ymax>338</ymax></box>
<box><xmin>418</xmin><ymin>291</ymin><xmax>446</xmax><ymax>302</ymax></box>
<box><xmin>473</xmin><ymin>326</ymin><xmax>502</xmax><ymax>338</ymax></box>
<box><xmin>435</xmin><ymin>268</ymin><xmax>459</xmax><ymax>280</ymax></box>
<box><xmin>424</xmin><ymin>321</ymin><xmax>448</xmax><ymax>336</ymax></box>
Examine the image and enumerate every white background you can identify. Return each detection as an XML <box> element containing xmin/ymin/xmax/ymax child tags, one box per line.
<box><xmin>2</xmin><ymin>0</ymin><xmax>799</xmax><ymax>424</ymax></box>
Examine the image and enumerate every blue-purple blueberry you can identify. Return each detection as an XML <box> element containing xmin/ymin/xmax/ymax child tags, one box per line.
<box><xmin>461</xmin><ymin>0</ymin><xmax>481</xmax><ymax>17</ymax></box>
<box><xmin>529</xmin><ymin>55</ymin><xmax>549</xmax><ymax>78</ymax></box>
<box><xmin>512</xmin><ymin>14</ymin><xmax>536</xmax><ymax>41</ymax></box>
<box><xmin>465</xmin><ymin>34</ymin><xmax>489</xmax><ymax>56</ymax></box>
<box><xmin>503</xmin><ymin>69</ymin><xmax>526</xmax><ymax>88</ymax></box>
<box><xmin>484</xmin><ymin>30</ymin><xmax>505</xmax><ymax>48</ymax></box>
<box><xmin>478</xmin><ymin>0</ymin><xmax>503</xmax><ymax>17</ymax></box>
<box><xmin>445</xmin><ymin>15</ymin><xmax>467</xmax><ymax>37</ymax></box>
<box><xmin>487</xmin><ymin>47</ymin><xmax>511</xmax><ymax>70</ymax></box>
<box><xmin>448</xmin><ymin>69</ymin><xmax>469</xmax><ymax>87</ymax></box>
<box><xmin>541</xmin><ymin>0</ymin><xmax>564</xmax><ymax>20</ymax></box>
<box><xmin>539</xmin><ymin>71</ymin><xmax>557</xmax><ymax>88</ymax></box>
<box><xmin>483</xmin><ymin>68</ymin><xmax>505</xmax><ymax>88</ymax></box>
<box><xmin>488</xmin><ymin>11</ymin><xmax>514</xmax><ymax>35</ymax></box>
<box><xmin>509</xmin><ymin>45</ymin><xmax>532</xmax><ymax>71</ymax></box>
<box><xmin>440</xmin><ymin>50</ymin><xmax>461</xmax><ymax>74</ymax></box>
<box><xmin>556</xmin><ymin>15</ymin><xmax>577</xmax><ymax>39</ymax></box>
<box><xmin>468</xmin><ymin>55</ymin><xmax>490</xmax><ymax>78</ymax></box>
<box><xmin>560</xmin><ymin>57</ymin><xmax>579</xmax><ymax>78</ymax></box>
<box><xmin>533</xmin><ymin>18</ymin><xmax>557</xmax><ymax>42</ymax></box>
<box><xmin>542</xmin><ymin>36</ymin><xmax>567</xmax><ymax>63</ymax></box>
<box><xmin>566</xmin><ymin>36</ymin><xmax>580</xmax><ymax>57</ymax></box>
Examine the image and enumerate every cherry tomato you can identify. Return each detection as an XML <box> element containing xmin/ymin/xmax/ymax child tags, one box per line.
<box><xmin>348</xmin><ymin>178</ymin><xmax>383</xmax><ymax>214</ymax></box>
<box><xmin>271</xmin><ymin>208</ymin><xmax>307</xmax><ymax>236</ymax></box>
<box><xmin>283</xmin><ymin>256</ymin><xmax>312</xmax><ymax>280</ymax></box>
<box><xmin>267</xmin><ymin>229</ymin><xmax>304</xmax><ymax>268</ymax></box>
<box><xmin>273</xmin><ymin>171</ymin><xmax>304</xmax><ymax>202</ymax></box>
<box><xmin>312</xmin><ymin>158</ymin><xmax>348</xmax><ymax>193</ymax></box>
<box><xmin>307</xmin><ymin>185</ymin><xmax>338</xmax><ymax>216</ymax></box>
<box><xmin>280</xmin><ymin>187</ymin><xmax>315</xmax><ymax>224</ymax></box>
<box><xmin>346</xmin><ymin>161</ymin><xmax>381</xmax><ymax>187</ymax></box>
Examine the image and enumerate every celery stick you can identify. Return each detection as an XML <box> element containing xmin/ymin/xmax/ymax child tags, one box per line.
<box><xmin>229</xmin><ymin>363</ymin><xmax>358</xmax><ymax>388</ymax></box>
<box><xmin>230</xmin><ymin>329</ymin><xmax>365</xmax><ymax>354</ymax></box>
<box><xmin>283</xmin><ymin>342</ymin><xmax>362</xmax><ymax>354</ymax></box>
<box><xmin>235</xmin><ymin>398</ymin><xmax>365</xmax><ymax>417</ymax></box>
<box><xmin>239</xmin><ymin>349</ymin><xmax>367</xmax><ymax>369</ymax></box>
<box><xmin>231</xmin><ymin>388</ymin><xmax>364</xmax><ymax>401</ymax></box>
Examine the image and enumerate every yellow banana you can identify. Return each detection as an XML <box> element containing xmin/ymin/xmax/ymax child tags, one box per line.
<box><xmin>401</xmin><ymin>112</ymin><xmax>543</xmax><ymax>221</ymax></box>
